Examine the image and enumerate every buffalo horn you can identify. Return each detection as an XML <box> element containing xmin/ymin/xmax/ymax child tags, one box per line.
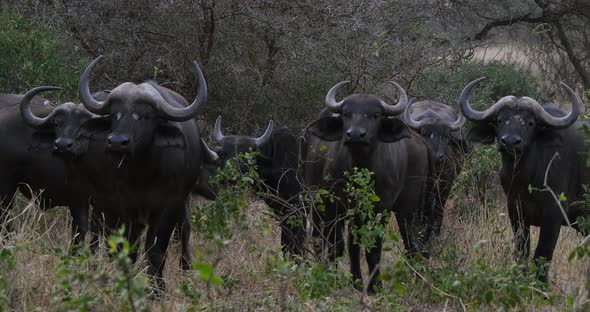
<box><xmin>156</xmin><ymin>62</ymin><xmax>207</xmax><ymax>121</ymax></box>
<box><xmin>379</xmin><ymin>81</ymin><xmax>408</xmax><ymax>116</ymax></box>
<box><xmin>523</xmin><ymin>82</ymin><xmax>580</xmax><ymax>129</ymax></box>
<box><xmin>448</xmin><ymin>111</ymin><xmax>466</xmax><ymax>131</ymax></box>
<box><xmin>460</xmin><ymin>77</ymin><xmax>520</xmax><ymax>121</ymax></box>
<box><xmin>254</xmin><ymin>119</ymin><xmax>273</xmax><ymax>147</ymax></box>
<box><xmin>79</xmin><ymin>55</ymin><xmax>111</xmax><ymax>115</ymax></box>
<box><xmin>20</xmin><ymin>86</ymin><xmax>61</xmax><ymax>128</ymax></box>
<box><xmin>325</xmin><ymin>81</ymin><xmax>349</xmax><ymax>113</ymax></box>
<box><xmin>200</xmin><ymin>138</ymin><xmax>220</xmax><ymax>163</ymax></box>
<box><xmin>403</xmin><ymin>100</ymin><xmax>426</xmax><ymax>130</ymax></box>
<box><xmin>213</xmin><ymin>116</ymin><xmax>225</xmax><ymax>143</ymax></box>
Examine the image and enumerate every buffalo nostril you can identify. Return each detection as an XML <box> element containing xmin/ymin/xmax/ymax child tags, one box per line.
<box><xmin>346</xmin><ymin>130</ymin><xmax>353</xmax><ymax>137</ymax></box>
<box><xmin>54</xmin><ymin>138</ymin><xmax>74</xmax><ymax>150</ymax></box>
<box><xmin>359</xmin><ymin>130</ymin><xmax>367</xmax><ymax>138</ymax></box>
<box><xmin>108</xmin><ymin>134</ymin><xmax>130</xmax><ymax>147</ymax></box>
<box><xmin>437</xmin><ymin>153</ymin><xmax>444</xmax><ymax>160</ymax></box>
<box><xmin>501</xmin><ymin>135</ymin><xmax>522</xmax><ymax>146</ymax></box>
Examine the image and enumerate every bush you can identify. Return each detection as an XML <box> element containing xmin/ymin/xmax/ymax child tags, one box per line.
<box><xmin>0</xmin><ymin>10</ymin><xmax>81</xmax><ymax>100</ymax></box>
<box><xmin>413</xmin><ymin>61</ymin><xmax>545</xmax><ymax>108</ymax></box>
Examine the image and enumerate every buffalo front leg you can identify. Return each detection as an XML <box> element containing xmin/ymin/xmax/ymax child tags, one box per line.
<box><xmin>270</xmin><ymin>200</ymin><xmax>305</xmax><ymax>258</ymax></box>
<box><xmin>123</xmin><ymin>222</ymin><xmax>144</xmax><ymax>264</ymax></box>
<box><xmin>146</xmin><ymin>213</ymin><xmax>177</xmax><ymax>294</ymax></box>
<box><xmin>365</xmin><ymin>235</ymin><xmax>384</xmax><ymax>294</ymax></box>
<box><xmin>311</xmin><ymin>205</ymin><xmax>344</xmax><ymax>263</ymax></box>
<box><xmin>69</xmin><ymin>203</ymin><xmax>89</xmax><ymax>250</ymax></box>
<box><xmin>508</xmin><ymin>199</ymin><xmax>530</xmax><ymax>261</ymax></box>
<box><xmin>89</xmin><ymin>208</ymin><xmax>105</xmax><ymax>254</ymax></box>
<box><xmin>396</xmin><ymin>212</ymin><xmax>421</xmax><ymax>258</ymax></box>
<box><xmin>178</xmin><ymin>216</ymin><xmax>192</xmax><ymax>271</ymax></box>
<box><xmin>348</xmin><ymin>217</ymin><xmax>363</xmax><ymax>290</ymax></box>
<box><xmin>533</xmin><ymin>220</ymin><xmax>561</xmax><ymax>283</ymax></box>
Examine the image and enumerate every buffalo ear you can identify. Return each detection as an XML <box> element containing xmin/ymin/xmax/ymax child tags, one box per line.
<box><xmin>29</xmin><ymin>130</ymin><xmax>56</xmax><ymax>152</ymax></box>
<box><xmin>154</xmin><ymin>123</ymin><xmax>186</xmax><ymax>148</ymax></box>
<box><xmin>78</xmin><ymin>117</ymin><xmax>111</xmax><ymax>141</ymax></box>
<box><xmin>379</xmin><ymin>118</ymin><xmax>411</xmax><ymax>142</ymax></box>
<box><xmin>306</xmin><ymin>116</ymin><xmax>343</xmax><ymax>141</ymax></box>
<box><xmin>467</xmin><ymin>124</ymin><xmax>496</xmax><ymax>145</ymax></box>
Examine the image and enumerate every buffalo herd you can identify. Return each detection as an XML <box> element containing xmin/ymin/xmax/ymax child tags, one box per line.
<box><xmin>0</xmin><ymin>55</ymin><xmax>588</xmax><ymax>294</ymax></box>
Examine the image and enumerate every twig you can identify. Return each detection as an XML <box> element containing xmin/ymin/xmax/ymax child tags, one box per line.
<box><xmin>530</xmin><ymin>152</ymin><xmax>572</xmax><ymax>226</ymax></box>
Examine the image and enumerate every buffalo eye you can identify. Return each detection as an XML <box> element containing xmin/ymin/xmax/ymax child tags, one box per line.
<box><xmin>496</xmin><ymin>118</ymin><xmax>502</xmax><ymax>124</ymax></box>
<box><xmin>528</xmin><ymin>121</ymin><xmax>534</xmax><ymax>127</ymax></box>
<box><xmin>373</xmin><ymin>113</ymin><xmax>380</xmax><ymax>119</ymax></box>
<box><xmin>132</xmin><ymin>113</ymin><xmax>140</xmax><ymax>120</ymax></box>
<box><xmin>343</xmin><ymin>112</ymin><xmax>352</xmax><ymax>118</ymax></box>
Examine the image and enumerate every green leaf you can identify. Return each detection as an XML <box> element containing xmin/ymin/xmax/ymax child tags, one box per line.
<box><xmin>369</xmin><ymin>194</ymin><xmax>380</xmax><ymax>202</ymax></box>
<box><xmin>559</xmin><ymin>192</ymin><xmax>567</xmax><ymax>202</ymax></box>
<box><xmin>320</xmin><ymin>145</ymin><xmax>328</xmax><ymax>152</ymax></box>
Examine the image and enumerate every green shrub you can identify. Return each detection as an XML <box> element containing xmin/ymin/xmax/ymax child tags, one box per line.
<box><xmin>52</xmin><ymin>229</ymin><xmax>148</xmax><ymax>312</ymax></box>
<box><xmin>414</xmin><ymin>61</ymin><xmax>545</xmax><ymax>108</ymax></box>
<box><xmin>380</xmin><ymin>246</ymin><xmax>553</xmax><ymax>311</ymax></box>
<box><xmin>0</xmin><ymin>10</ymin><xmax>81</xmax><ymax>100</ymax></box>
<box><xmin>0</xmin><ymin>248</ymin><xmax>16</xmax><ymax>310</ymax></box>
<box><xmin>453</xmin><ymin>145</ymin><xmax>502</xmax><ymax>216</ymax></box>
<box><xmin>292</xmin><ymin>260</ymin><xmax>351</xmax><ymax>301</ymax></box>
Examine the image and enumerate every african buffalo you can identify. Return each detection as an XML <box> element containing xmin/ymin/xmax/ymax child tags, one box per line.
<box><xmin>210</xmin><ymin>117</ymin><xmax>306</xmax><ymax>257</ymax></box>
<box><xmin>75</xmin><ymin>55</ymin><xmax>208</xmax><ymax>291</ymax></box>
<box><xmin>303</xmin><ymin>81</ymin><xmax>433</xmax><ymax>292</ymax></box>
<box><xmin>18</xmin><ymin>87</ymin><xmax>200</xmax><ymax>264</ymax></box>
<box><xmin>0</xmin><ymin>91</ymin><xmax>108</xmax><ymax>247</ymax></box>
<box><xmin>460</xmin><ymin>77</ymin><xmax>588</xmax><ymax>282</ymax></box>
<box><xmin>404</xmin><ymin>100</ymin><xmax>467</xmax><ymax>237</ymax></box>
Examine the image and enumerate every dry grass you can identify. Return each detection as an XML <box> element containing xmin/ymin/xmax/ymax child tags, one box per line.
<box><xmin>1</xmin><ymin>189</ymin><xmax>588</xmax><ymax>311</ymax></box>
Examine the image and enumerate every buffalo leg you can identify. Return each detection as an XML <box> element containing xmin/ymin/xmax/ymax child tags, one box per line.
<box><xmin>178</xmin><ymin>216</ymin><xmax>192</xmax><ymax>270</ymax></box>
<box><xmin>0</xmin><ymin>183</ymin><xmax>17</xmax><ymax>234</ymax></box>
<box><xmin>280</xmin><ymin>218</ymin><xmax>305</xmax><ymax>258</ymax></box>
<box><xmin>432</xmin><ymin>180</ymin><xmax>453</xmax><ymax>237</ymax></box>
<box><xmin>146</xmin><ymin>213</ymin><xmax>176</xmax><ymax>293</ymax></box>
<box><xmin>69</xmin><ymin>203</ymin><xmax>89</xmax><ymax>250</ymax></box>
<box><xmin>89</xmin><ymin>208</ymin><xmax>104</xmax><ymax>253</ymax></box>
<box><xmin>278</xmin><ymin>200</ymin><xmax>306</xmax><ymax>258</ymax></box>
<box><xmin>348</xmin><ymin>218</ymin><xmax>363</xmax><ymax>290</ymax></box>
<box><xmin>533</xmin><ymin>220</ymin><xmax>561</xmax><ymax>283</ymax></box>
<box><xmin>508</xmin><ymin>199</ymin><xmax>530</xmax><ymax>260</ymax></box>
<box><xmin>312</xmin><ymin>204</ymin><xmax>344</xmax><ymax>263</ymax></box>
<box><xmin>365</xmin><ymin>235</ymin><xmax>383</xmax><ymax>294</ymax></box>
<box><xmin>396</xmin><ymin>213</ymin><xmax>420</xmax><ymax>258</ymax></box>
<box><xmin>128</xmin><ymin>222</ymin><xmax>145</xmax><ymax>264</ymax></box>
<box><xmin>328</xmin><ymin>217</ymin><xmax>345</xmax><ymax>262</ymax></box>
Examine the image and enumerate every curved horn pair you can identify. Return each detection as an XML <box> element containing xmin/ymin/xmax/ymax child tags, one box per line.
<box><xmin>325</xmin><ymin>80</ymin><xmax>409</xmax><ymax>116</ymax></box>
<box><xmin>404</xmin><ymin>101</ymin><xmax>465</xmax><ymax>131</ymax></box>
<box><xmin>79</xmin><ymin>56</ymin><xmax>207</xmax><ymax>121</ymax></box>
<box><xmin>214</xmin><ymin>116</ymin><xmax>273</xmax><ymax>147</ymax></box>
<box><xmin>20</xmin><ymin>86</ymin><xmax>62</xmax><ymax>128</ymax></box>
<box><xmin>460</xmin><ymin>77</ymin><xmax>580</xmax><ymax>129</ymax></box>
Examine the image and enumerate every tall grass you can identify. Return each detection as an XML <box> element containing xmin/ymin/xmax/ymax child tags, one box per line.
<box><xmin>0</xmin><ymin>180</ymin><xmax>587</xmax><ymax>310</ymax></box>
